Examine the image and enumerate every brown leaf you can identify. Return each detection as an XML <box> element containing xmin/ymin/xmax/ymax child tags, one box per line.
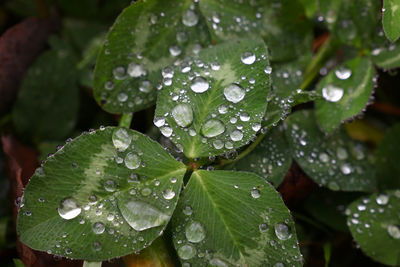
<box><xmin>1</xmin><ymin>135</ymin><xmax>82</xmax><ymax>267</ymax></box>
<box><xmin>0</xmin><ymin>17</ymin><xmax>56</xmax><ymax>114</ymax></box>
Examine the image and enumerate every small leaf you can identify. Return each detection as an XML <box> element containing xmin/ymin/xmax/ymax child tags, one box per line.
<box><xmin>375</xmin><ymin>124</ymin><xmax>400</xmax><ymax>190</ymax></box>
<box><xmin>171</xmin><ymin>170</ymin><xmax>302</xmax><ymax>266</ymax></box>
<box><xmin>154</xmin><ymin>39</ymin><xmax>271</xmax><ymax>158</ymax></box>
<box><xmin>285</xmin><ymin>110</ymin><xmax>376</xmax><ymax>192</ymax></box>
<box><xmin>315</xmin><ymin>56</ymin><xmax>374</xmax><ymax>134</ymax></box>
<box><xmin>233</xmin><ymin>126</ymin><xmax>291</xmax><ymax>187</ymax></box>
<box><xmin>12</xmin><ymin>38</ymin><xmax>79</xmax><ymax>141</ymax></box>
<box><xmin>370</xmin><ymin>34</ymin><xmax>400</xmax><ymax>69</ymax></box>
<box><xmin>346</xmin><ymin>190</ymin><xmax>400</xmax><ymax>266</ymax></box>
<box><xmin>383</xmin><ymin>0</ymin><xmax>400</xmax><ymax>43</ymax></box>
<box><xmin>17</xmin><ymin>127</ymin><xmax>186</xmax><ymax>261</ymax></box>
<box><xmin>94</xmin><ymin>0</ymin><xmax>210</xmax><ymax>114</ymax></box>
<box><xmin>199</xmin><ymin>0</ymin><xmax>312</xmax><ymax>62</ymax></box>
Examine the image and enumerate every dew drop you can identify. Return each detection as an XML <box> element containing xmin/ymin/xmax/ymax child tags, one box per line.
<box><xmin>335</xmin><ymin>67</ymin><xmax>352</xmax><ymax>80</ymax></box>
<box><xmin>182</xmin><ymin>10</ymin><xmax>199</xmax><ymax>27</ymax></box>
<box><xmin>213</xmin><ymin>139</ymin><xmax>224</xmax><ymax>149</ymax></box>
<box><xmin>241</xmin><ymin>52</ymin><xmax>256</xmax><ymax>65</ymax></box>
<box><xmin>92</xmin><ymin>222</ymin><xmax>105</xmax><ymax>234</ymax></box>
<box><xmin>58</xmin><ymin>198</ymin><xmax>81</xmax><ymax>220</ymax></box>
<box><xmin>178</xmin><ymin>244</ymin><xmax>196</xmax><ymax>260</ymax></box>
<box><xmin>117</xmin><ymin>92</ymin><xmax>128</xmax><ymax>102</ymax></box>
<box><xmin>319</xmin><ymin>153</ymin><xmax>329</xmax><ymax>163</ymax></box>
<box><xmin>125</xmin><ymin>152</ymin><xmax>141</xmax><ymax>170</ymax></box>
<box><xmin>139</xmin><ymin>80</ymin><xmax>152</xmax><ymax>93</ymax></box>
<box><xmin>201</xmin><ymin>119</ymin><xmax>225</xmax><ymax>138</ymax></box>
<box><xmin>259</xmin><ymin>223</ymin><xmax>268</xmax><ymax>233</ymax></box>
<box><xmin>127</xmin><ymin>62</ymin><xmax>147</xmax><ymax>78</ymax></box>
<box><xmin>183</xmin><ymin>206</ymin><xmax>193</xmax><ymax>216</ymax></box>
<box><xmin>264</xmin><ymin>66</ymin><xmax>272</xmax><ymax>74</ymax></box>
<box><xmin>153</xmin><ymin>117</ymin><xmax>165</xmax><ymax>127</ymax></box>
<box><xmin>387</xmin><ymin>225</ymin><xmax>400</xmax><ymax>239</ymax></box>
<box><xmin>162</xmin><ymin>189</ymin><xmax>175</xmax><ymax>200</ymax></box>
<box><xmin>230</xmin><ymin>130</ymin><xmax>243</xmax><ymax>142</ymax></box>
<box><xmin>224</xmin><ymin>83</ymin><xmax>245</xmax><ymax>103</ymax></box>
<box><xmin>169</xmin><ymin>45</ymin><xmax>182</xmax><ymax>57</ymax></box>
<box><xmin>113</xmin><ymin>66</ymin><xmax>126</xmax><ymax>80</ymax></box>
<box><xmin>376</xmin><ymin>194</ymin><xmax>389</xmax><ymax>205</ymax></box>
<box><xmin>190</xmin><ymin>77</ymin><xmax>209</xmax><ymax>93</ymax></box>
<box><xmin>104</xmin><ymin>180</ymin><xmax>115</xmax><ymax>192</ymax></box>
<box><xmin>274</xmin><ymin>223</ymin><xmax>292</xmax><ymax>240</ymax></box>
<box><xmin>322</xmin><ymin>85</ymin><xmax>344</xmax><ymax>102</ymax></box>
<box><xmin>251</xmin><ymin>188</ymin><xmax>260</xmax><ymax>199</ymax></box>
<box><xmin>92</xmin><ymin>241</ymin><xmax>102</xmax><ymax>251</ymax></box>
<box><xmin>185</xmin><ymin>221</ymin><xmax>206</xmax><ymax>243</ymax></box>
<box><xmin>112</xmin><ymin>128</ymin><xmax>131</xmax><ymax>152</ymax></box>
<box><xmin>172</xmin><ymin>104</ymin><xmax>193</xmax><ymax>127</ymax></box>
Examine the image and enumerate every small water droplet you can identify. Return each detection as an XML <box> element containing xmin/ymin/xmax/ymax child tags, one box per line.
<box><xmin>127</xmin><ymin>63</ymin><xmax>147</xmax><ymax>78</ymax></box>
<box><xmin>201</xmin><ymin>119</ymin><xmax>225</xmax><ymax>138</ymax></box>
<box><xmin>387</xmin><ymin>225</ymin><xmax>400</xmax><ymax>239</ymax></box>
<box><xmin>259</xmin><ymin>223</ymin><xmax>268</xmax><ymax>233</ymax></box>
<box><xmin>125</xmin><ymin>152</ymin><xmax>141</xmax><ymax>170</ymax></box>
<box><xmin>190</xmin><ymin>77</ymin><xmax>209</xmax><ymax>93</ymax></box>
<box><xmin>112</xmin><ymin>128</ymin><xmax>131</xmax><ymax>152</ymax></box>
<box><xmin>160</xmin><ymin>126</ymin><xmax>173</xmax><ymax>137</ymax></box>
<box><xmin>153</xmin><ymin>117</ymin><xmax>165</xmax><ymax>127</ymax></box>
<box><xmin>92</xmin><ymin>241</ymin><xmax>102</xmax><ymax>251</ymax></box>
<box><xmin>251</xmin><ymin>188</ymin><xmax>260</xmax><ymax>199</ymax></box>
<box><xmin>92</xmin><ymin>222</ymin><xmax>105</xmax><ymax>234</ymax></box>
<box><xmin>376</xmin><ymin>194</ymin><xmax>389</xmax><ymax>205</ymax></box>
<box><xmin>178</xmin><ymin>244</ymin><xmax>196</xmax><ymax>260</ymax></box>
<box><xmin>182</xmin><ymin>10</ymin><xmax>199</xmax><ymax>27</ymax></box>
<box><xmin>230</xmin><ymin>130</ymin><xmax>243</xmax><ymax>142</ymax></box>
<box><xmin>322</xmin><ymin>85</ymin><xmax>344</xmax><ymax>102</ymax></box>
<box><xmin>264</xmin><ymin>66</ymin><xmax>272</xmax><ymax>74</ymax></box>
<box><xmin>185</xmin><ymin>221</ymin><xmax>206</xmax><ymax>243</ymax></box>
<box><xmin>162</xmin><ymin>189</ymin><xmax>175</xmax><ymax>200</ymax></box>
<box><xmin>274</xmin><ymin>223</ymin><xmax>292</xmax><ymax>240</ymax></box>
<box><xmin>113</xmin><ymin>66</ymin><xmax>126</xmax><ymax>80</ymax></box>
<box><xmin>183</xmin><ymin>206</ymin><xmax>193</xmax><ymax>216</ymax></box>
<box><xmin>117</xmin><ymin>92</ymin><xmax>128</xmax><ymax>102</ymax></box>
<box><xmin>104</xmin><ymin>180</ymin><xmax>116</xmax><ymax>192</ymax></box>
<box><xmin>335</xmin><ymin>67</ymin><xmax>352</xmax><ymax>80</ymax></box>
<box><xmin>241</xmin><ymin>52</ymin><xmax>256</xmax><ymax>65</ymax></box>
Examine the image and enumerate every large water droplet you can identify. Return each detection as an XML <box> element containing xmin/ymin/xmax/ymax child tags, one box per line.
<box><xmin>241</xmin><ymin>52</ymin><xmax>256</xmax><ymax>65</ymax></box>
<box><xmin>335</xmin><ymin>67</ymin><xmax>352</xmax><ymax>80</ymax></box>
<box><xmin>322</xmin><ymin>85</ymin><xmax>344</xmax><ymax>102</ymax></box>
<box><xmin>160</xmin><ymin>126</ymin><xmax>173</xmax><ymax>137</ymax></box>
<box><xmin>118</xmin><ymin>200</ymin><xmax>169</xmax><ymax>231</ymax></box>
<box><xmin>182</xmin><ymin>10</ymin><xmax>199</xmax><ymax>27</ymax></box>
<box><xmin>58</xmin><ymin>198</ymin><xmax>81</xmax><ymax>220</ymax></box>
<box><xmin>125</xmin><ymin>152</ymin><xmax>141</xmax><ymax>170</ymax></box>
<box><xmin>92</xmin><ymin>222</ymin><xmax>105</xmax><ymax>234</ymax></box>
<box><xmin>274</xmin><ymin>223</ymin><xmax>292</xmax><ymax>240</ymax></box>
<box><xmin>201</xmin><ymin>119</ymin><xmax>225</xmax><ymax>138</ymax></box>
<box><xmin>172</xmin><ymin>104</ymin><xmax>193</xmax><ymax>128</ymax></box>
<box><xmin>190</xmin><ymin>77</ymin><xmax>209</xmax><ymax>93</ymax></box>
<box><xmin>113</xmin><ymin>66</ymin><xmax>126</xmax><ymax>80</ymax></box>
<box><xmin>154</xmin><ymin>117</ymin><xmax>165</xmax><ymax>127</ymax></box>
<box><xmin>224</xmin><ymin>83</ymin><xmax>245</xmax><ymax>103</ymax></box>
<box><xmin>387</xmin><ymin>225</ymin><xmax>400</xmax><ymax>239</ymax></box>
<box><xmin>185</xmin><ymin>221</ymin><xmax>205</xmax><ymax>243</ymax></box>
<box><xmin>336</xmin><ymin>147</ymin><xmax>348</xmax><ymax>160</ymax></box>
<box><xmin>264</xmin><ymin>66</ymin><xmax>272</xmax><ymax>74</ymax></box>
<box><xmin>177</xmin><ymin>244</ymin><xmax>196</xmax><ymax>260</ymax></box>
<box><xmin>162</xmin><ymin>189</ymin><xmax>176</xmax><ymax>200</ymax></box>
<box><xmin>112</xmin><ymin>128</ymin><xmax>131</xmax><ymax>152</ymax></box>
<box><xmin>251</xmin><ymin>188</ymin><xmax>260</xmax><ymax>199</ymax></box>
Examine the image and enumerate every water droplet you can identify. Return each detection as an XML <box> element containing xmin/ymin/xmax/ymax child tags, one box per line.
<box><xmin>162</xmin><ymin>189</ymin><xmax>175</xmax><ymax>200</ymax></box>
<box><xmin>141</xmin><ymin>188</ymin><xmax>152</xmax><ymax>196</ymax></box>
<box><xmin>58</xmin><ymin>198</ymin><xmax>81</xmax><ymax>220</ymax></box>
<box><xmin>113</xmin><ymin>66</ymin><xmax>126</xmax><ymax>80</ymax></box>
<box><xmin>274</xmin><ymin>223</ymin><xmax>292</xmax><ymax>240</ymax></box>
<box><xmin>201</xmin><ymin>119</ymin><xmax>225</xmax><ymax>138</ymax></box>
<box><xmin>125</xmin><ymin>152</ymin><xmax>141</xmax><ymax>170</ymax></box>
<box><xmin>387</xmin><ymin>225</ymin><xmax>400</xmax><ymax>239</ymax></box>
<box><xmin>319</xmin><ymin>153</ymin><xmax>329</xmax><ymax>163</ymax></box>
<box><xmin>259</xmin><ymin>223</ymin><xmax>268</xmax><ymax>233</ymax></box>
<box><xmin>264</xmin><ymin>66</ymin><xmax>272</xmax><ymax>74</ymax></box>
<box><xmin>160</xmin><ymin>126</ymin><xmax>173</xmax><ymax>137</ymax></box>
<box><xmin>335</xmin><ymin>67</ymin><xmax>352</xmax><ymax>80</ymax></box>
<box><xmin>376</xmin><ymin>194</ymin><xmax>389</xmax><ymax>205</ymax></box>
<box><xmin>322</xmin><ymin>85</ymin><xmax>344</xmax><ymax>102</ymax></box>
<box><xmin>224</xmin><ymin>83</ymin><xmax>245</xmax><ymax>103</ymax></box>
<box><xmin>252</xmin><ymin>123</ymin><xmax>261</xmax><ymax>132</ymax></box>
<box><xmin>251</xmin><ymin>188</ymin><xmax>260</xmax><ymax>199</ymax></box>
<box><xmin>127</xmin><ymin>62</ymin><xmax>147</xmax><ymax>78</ymax></box>
<box><xmin>336</xmin><ymin>147</ymin><xmax>348</xmax><ymax>160</ymax></box>
<box><xmin>182</xmin><ymin>10</ymin><xmax>199</xmax><ymax>27</ymax></box>
<box><xmin>104</xmin><ymin>180</ymin><xmax>115</xmax><ymax>192</ymax></box>
<box><xmin>273</xmin><ymin>263</ymin><xmax>285</xmax><ymax>267</ymax></box>
<box><xmin>139</xmin><ymin>80</ymin><xmax>152</xmax><ymax>93</ymax></box>
<box><xmin>185</xmin><ymin>221</ymin><xmax>205</xmax><ymax>243</ymax></box>
<box><xmin>340</xmin><ymin>164</ymin><xmax>352</xmax><ymax>175</ymax></box>
<box><xmin>230</xmin><ymin>130</ymin><xmax>243</xmax><ymax>142</ymax></box>
<box><xmin>177</xmin><ymin>244</ymin><xmax>196</xmax><ymax>260</ymax></box>
<box><xmin>92</xmin><ymin>241</ymin><xmax>102</xmax><ymax>251</ymax></box>
<box><xmin>190</xmin><ymin>77</ymin><xmax>209</xmax><ymax>93</ymax></box>
<box><xmin>211</xmin><ymin>62</ymin><xmax>220</xmax><ymax>71</ymax></box>
<box><xmin>112</xmin><ymin>128</ymin><xmax>131</xmax><ymax>152</ymax></box>
<box><xmin>169</xmin><ymin>45</ymin><xmax>182</xmax><ymax>56</ymax></box>
<box><xmin>183</xmin><ymin>206</ymin><xmax>193</xmax><ymax>216</ymax></box>
<box><xmin>172</xmin><ymin>104</ymin><xmax>193</xmax><ymax>127</ymax></box>
<box><xmin>239</xmin><ymin>112</ymin><xmax>250</xmax><ymax>121</ymax></box>
<box><xmin>92</xmin><ymin>222</ymin><xmax>105</xmax><ymax>234</ymax></box>
<box><xmin>213</xmin><ymin>139</ymin><xmax>224</xmax><ymax>149</ymax></box>
<box><xmin>241</xmin><ymin>51</ymin><xmax>256</xmax><ymax>65</ymax></box>
<box><xmin>218</xmin><ymin>105</ymin><xmax>228</xmax><ymax>114</ymax></box>
<box><xmin>209</xmin><ymin>258</ymin><xmax>229</xmax><ymax>267</ymax></box>
<box><xmin>104</xmin><ymin>81</ymin><xmax>114</xmax><ymax>90</ymax></box>
<box><xmin>117</xmin><ymin>92</ymin><xmax>128</xmax><ymax>102</ymax></box>
<box><xmin>118</xmin><ymin>200</ymin><xmax>169</xmax><ymax>231</ymax></box>
<box><xmin>153</xmin><ymin>117</ymin><xmax>165</xmax><ymax>127</ymax></box>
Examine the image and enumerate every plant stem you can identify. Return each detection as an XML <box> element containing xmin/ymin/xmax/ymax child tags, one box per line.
<box><xmin>119</xmin><ymin>113</ymin><xmax>133</xmax><ymax>128</ymax></box>
<box><xmin>219</xmin><ymin>132</ymin><xmax>266</xmax><ymax>166</ymax></box>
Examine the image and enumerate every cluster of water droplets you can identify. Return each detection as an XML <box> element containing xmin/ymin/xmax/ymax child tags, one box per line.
<box><xmin>286</xmin><ymin>110</ymin><xmax>374</xmax><ymax>191</ymax></box>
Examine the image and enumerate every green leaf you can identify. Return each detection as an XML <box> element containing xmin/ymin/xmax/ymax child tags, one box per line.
<box><xmin>199</xmin><ymin>0</ymin><xmax>312</xmax><ymax>62</ymax></box>
<box><xmin>171</xmin><ymin>170</ymin><xmax>302</xmax><ymax>266</ymax></box>
<box><xmin>370</xmin><ymin>34</ymin><xmax>400</xmax><ymax>69</ymax></box>
<box><xmin>12</xmin><ymin>38</ymin><xmax>80</xmax><ymax>141</ymax></box>
<box><xmin>304</xmin><ymin>189</ymin><xmax>363</xmax><ymax>232</ymax></box>
<box><xmin>346</xmin><ymin>190</ymin><xmax>400</xmax><ymax>266</ymax></box>
<box><xmin>263</xmin><ymin>53</ymin><xmax>319</xmax><ymax>127</ymax></box>
<box><xmin>383</xmin><ymin>0</ymin><xmax>400</xmax><ymax>42</ymax></box>
<box><xmin>233</xmin><ymin>126</ymin><xmax>291</xmax><ymax>187</ymax></box>
<box><xmin>17</xmin><ymin>127</ymin><xmax>186</xmax><ymax>261</ymax></box>
<box><xmin>94</xmin><ymin>0</ymin><xmax>210</xmax><ymax>114</ymax></box>
<box><xmin>285</xmin><ymin>110</ymin><xmax>376</xmax><ymax>192</ymax></box>
<box><xmin>376</xmin><ymin>124</ymin><xmax>400</xmax><ymax>190</ymax></box>
<box><xmin>154</xmin><ymin>39</ymin><xmax>271</xmax><ymax>158</ymax></box>
<box><xmin>315</xmin><ymin>57</ymin><xmax>374</xmax><ymax>134</ymax></box>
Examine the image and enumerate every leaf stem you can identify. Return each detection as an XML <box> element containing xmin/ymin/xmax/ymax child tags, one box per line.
<box><xmin>219</xmin><ymin>132</ymin><xmax>266</xmax><ymax>166</ymax></box>
<box><xmin>119</xmin><ymin>113</ymin><xmax>133</xmax><ymax>128</ymax></box>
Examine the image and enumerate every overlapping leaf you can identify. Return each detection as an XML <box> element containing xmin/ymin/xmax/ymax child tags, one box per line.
<box><xmin>370</xmin><ymin>28</ymin><xmax>400</xmax><ymax>69</ymax></box>
<box><xmin>17</xmin><ymin>127</ymin><xmax>186</xmax><ymax>260</ymax></box>
<box><xmin>383</xmin><ymin>0</ymin><xmax>400</xmax><ymax>43</ymax></box>
<box><xmin>315</xmin><ymin>56</ymin><xmax>374</xmax><ymax>134</ymax></box>
<box><xmin>171</xmin><ymin>170</ymin><xmax>302</xmax><ymax>266</ymax></box>
<box><xmin>94</xmin><ymin>0</ymin><xmax>210</xmax><ymax>114</ymax></box>
<box><xmin>346</xmin><ymin>190</ymin><xmax>400</xmax><ymax>266</ymax></box>
<box><xmin>234</xmin><ymin>126</ymin><xmax>291</xmax><ymax>187</ymax></box>
<box><xmin>154</xmin><ymin>39</ymin><xmax>270</xmax><ymax>158</ymax></box>
<box><xmin>285</xmin><ymin>110</ymin><xmax>376</xmax><ymax>192</ymax></box>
